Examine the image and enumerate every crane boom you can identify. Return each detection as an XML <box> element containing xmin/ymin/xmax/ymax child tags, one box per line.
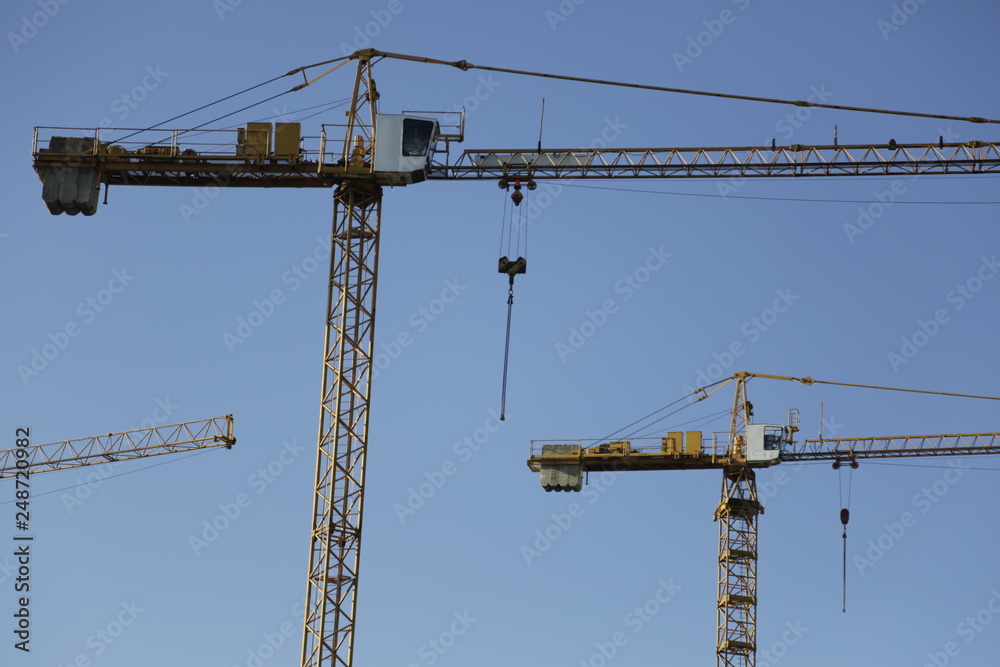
<box><xmin>435</xmin><ymin>142</ymin><xmax>1000</xmax><ymax>179</ymax></box>
<box><xmin>0</xmin><ymin>414</ymin><xmax>235</xmax><ymax>478</ymax></box>
<box><xmin>785</xmin><ymin>432</ymin><xmax>1000</xmax><ymax>462</ymax></box>
<box><xmin>30</xmin><ymin>130</ymin><xmax>1000</xmax><ymax>192</ymax></box>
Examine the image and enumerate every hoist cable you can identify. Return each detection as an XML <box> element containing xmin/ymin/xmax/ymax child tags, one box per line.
<box><xmin>515</xmin><ymin>190</ymin><xmax>525</xmax><ymax>259</ymax></box>
<box><xmin>498</xmin><ymin>187</ymin><xmax>509</xmax><ymax>258</ymax></box>
<box><xmin>839</xmin><ymin>462</ymin><xmax>854</xmax><ymax>613</ymax></box>
<box><xmin>499</xmin><ymin>279</ymin><xmax>515</xmax><ymax>422</ymax></box>
<box><xmin>523</xmin><ymin>190</ymin><xmax>529</xmax><ymax>262</ymax></box>
<box><xmin>842</xmin><ymin>524</ymin><xmax>848</xmax><ymax>613</ymax></box>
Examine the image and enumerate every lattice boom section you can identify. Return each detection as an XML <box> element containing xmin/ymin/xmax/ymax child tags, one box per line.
<box><xmin>435</xmin><ymin>142</ymin><xmax>1000</xmax><ymax>179</ymax></box>
<box><xmin>784</xmin><ymin>432</ymin><xmax>1000</xmax><ymax>462</ymax></box>
<box><xmin>0</xmin><ymin>415</ymin><xmax>234</xmax><ymax>477</ymax></box>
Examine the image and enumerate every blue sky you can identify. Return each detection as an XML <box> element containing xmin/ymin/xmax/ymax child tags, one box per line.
<box><xmin>2</xmin><ymin>1</ymin><xmax>999</xmax><ymax>666</ymax></box>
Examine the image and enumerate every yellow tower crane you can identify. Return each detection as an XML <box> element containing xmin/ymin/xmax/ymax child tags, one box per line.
<box><xmin>29</xmin><ymin>50</ymin><xmax>1000</xmax><ymax>667</ymax></box>
<box><xmin>527</xmin><ymin>372</ymin><xmax>1000</xmax><ymax>666</ymax></box>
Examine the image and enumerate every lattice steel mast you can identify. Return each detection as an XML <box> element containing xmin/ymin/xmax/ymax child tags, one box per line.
<box><xmin>300</xmin><ymin>53</ymin><xmax>382</xmax><ymax>667</ymax></box>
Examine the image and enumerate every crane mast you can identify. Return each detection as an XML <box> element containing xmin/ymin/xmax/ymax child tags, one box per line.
<box><xmin>715</xmin><ymin>374</ymin><xmax>761</xmax><ymax>667</ymax></box>
<box><xmin>28</xmin><ymin>50</ymin><xmax>1000</xmax><ymax>667</ymax></box>
<box><xmin>301</xmin><ymin>55</ymin><xmax>380</xmax><ymax>667</ymax></box>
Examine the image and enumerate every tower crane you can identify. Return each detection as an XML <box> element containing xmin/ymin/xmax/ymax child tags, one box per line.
<box><xmin>0</xmin><ymin>414</ymin><xmax>235</xmax><ymax>478</ymax></box>
<box><xmin>528</xmin><ymin>371</ymin><xmax>1000</xmax><ymax>666</ymax></box>
<box><xmin>28</xmin><ymin>49</ymin><xmax>1000</xmax><ymax>667</ymax></box>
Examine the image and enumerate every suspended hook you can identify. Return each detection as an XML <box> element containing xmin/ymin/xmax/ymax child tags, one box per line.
<box><xmin>510</xmin><ymin>180</ymin><xmax>523</xmax><ymax>206</ymax></box>
<box><xmin>840</xmin><ymin>506</ymin><xmax>850</xmax><ymax>613</ymax></box>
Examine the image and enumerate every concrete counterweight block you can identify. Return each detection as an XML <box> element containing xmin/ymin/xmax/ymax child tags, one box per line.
<box><xmin>540</xmin><ymin>444</ymin><xmax>583</xmax><ymax>492</ymax></box>
<box><xmin>36</xmin><ymin>136</ymin><xmax>99</xmax><ymax>216</ymax></box>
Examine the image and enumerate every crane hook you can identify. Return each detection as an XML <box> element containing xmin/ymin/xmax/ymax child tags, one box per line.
<box><xmin>510</xmin><ymin>180</ymin><xmax>523</xmax><ymax>206</ymax></box>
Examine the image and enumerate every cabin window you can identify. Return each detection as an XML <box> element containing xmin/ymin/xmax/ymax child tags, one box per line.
<box><xmin>763</xmin><ymin>426</ymin><xmax>783</xmax><ymax>450</ymax></box>
<box><xmin>401</xmin><ymin>118</ymin><xmax>434</xmax><ymax>157</ymax></box>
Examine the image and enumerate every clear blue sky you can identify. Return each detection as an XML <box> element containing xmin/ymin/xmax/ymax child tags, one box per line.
<box><xmin>2</xmin><ymin>1</ymin><xmax>999</xmax><ymax>666</ymax></box>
